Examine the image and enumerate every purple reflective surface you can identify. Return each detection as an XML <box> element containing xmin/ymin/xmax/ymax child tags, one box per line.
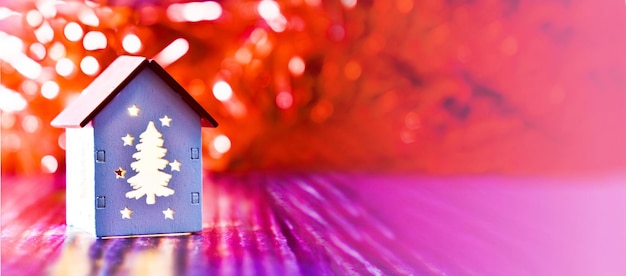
<box><xmin>3</xmin><ymin>173</ymin><xmax>626</xmax><ymax>275</ymax></box>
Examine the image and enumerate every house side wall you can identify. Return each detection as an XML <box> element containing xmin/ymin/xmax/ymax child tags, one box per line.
<box><xmin>66</xmin><ymin>127</ymin><xmax>96</xmax><ymax>235</ymax></box>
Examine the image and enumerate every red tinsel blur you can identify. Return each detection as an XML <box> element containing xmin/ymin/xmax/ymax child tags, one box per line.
<box><xmin>1</xmin><ymin>0</ymin><xmax>626</xmax><ymax>175</ymax></box>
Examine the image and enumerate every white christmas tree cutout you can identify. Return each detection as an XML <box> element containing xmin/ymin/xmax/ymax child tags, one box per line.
<box><xmin>126</xmin><ymin>121</ymin><xmax>175</xmax><ymax>204</ymax></box>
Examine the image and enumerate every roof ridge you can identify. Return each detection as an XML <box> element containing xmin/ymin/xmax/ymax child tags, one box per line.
<box><xmin>51</xmin><ymin>55</ymin><xmax>217</xmax><ymax>128</ymax></box>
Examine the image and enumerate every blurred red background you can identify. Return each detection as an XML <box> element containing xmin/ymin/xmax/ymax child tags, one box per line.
<box><xmin>2</xmin><ymin>0</ymin><xmax>626</xmax><ymax>175</ymax></box>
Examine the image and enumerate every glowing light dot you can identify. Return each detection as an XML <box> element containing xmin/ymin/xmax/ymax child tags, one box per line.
<box><xmin>249</xmin><ymin>28</ymin><xmax>268</xmax><ymax>44</ymax></box>
<box><xmin>0</xmin><ymin>7</ymin><xmax>18</xmax><ymax>20</ymax></box>
<box><xmin>36</xmin><ymin>0</ymin><xmax>56</xmax><ymax>18</ymax></box>
<box><xmin>122</xmin><ymin>34</ymin><xmax>142</xmax><ymax>54</ymax></box>
<box><xmin>258</xmin><ymin>0</ymin><xmax>280</xmax><ymax>20</ymax></box>
<box><xmin>305</xmin><ymin>0</ymin><xmax>322</xmax><ymax>6</ymax></box>
<box><xmin>0</xmin><ymin>32</ymin><xmax>23</xmax><ymax>58</ymax></box>
<box><xmin>188</xmin><ymin>78</ymin><xmax>205</xmax><ymax>96</ymax></box>
<box><xmin>288</xmin><ymin>56</ymin><xmax>306</xmax><ymax>76</ymax></box>
<box><xmin>2</xmin><ymin>112</ymin><xmax>15</xmax><ymax>129</ymax></box>
<box><xmin>167</xmin><ymin>1</ymin><xmax>222</xmax><ymax>22</ymax></box>
<box><xmin>213</xmin><ymin>135</ymin><xmax>231</xmax><ymax>154</ymax></box>
<box><xmin>184</xmin><ymin>1</ymin><xmax>222</xmax><ymax>22</ymax></box>
<box><xmin>56</xmin><ymin>58</ymin><xmax>75</xmax><ymax>77</ymax></box>
<box><xmin>22</xmin><ymin>115</ymin><xmax>40</xmax><ymax>133</ymax></box>
<box><xmin>310</xmin><ymin>100</ymin><xmax>334</xmax><ymax>122</ymax></box>
<box><xmin>344</xmin><ymin>60</ymin><xmax>362</xmax><ymax>80</ymax></box>
<box><xmin>64</xmin><ymin>22</ymin><xmax>83</xmax><ymax>42</ymax></box>
<box><xmin>152</xmin><ymin>38</ymin><xmax>189</xmax><ymax>68</ymax></box>
<box><xmin>78</xmin><ymin>9</ymin><xmax>99</xmax><ymax>27</ymax></box>
<box><xmin>26</xmin><ymin>10</ymin><xmax>43</xmax><ymax>27</ymax></box>
<box><xmin>41</xmin><ymin>155</ymin><xmax>58</xmax><ymax>174</ymax></box>
<box><xmin>48</xmin><ymin>42</ymin><xmax>66</xmax><ymax>61</ymax></box>
<box><xmin>328</xmin><ymin>24</ymin><xmax>346</xmax><ymax>41</ymax></box>
<box><xmin>404</xmin><ymin>112</ymin><xmax>421</xmax><ymax>129</ymax></box>
<box><xmin>401</xmin><ymin>129</ymin><xmax>416</xmax><ymax>144</ymax></box>
<box><xmin>34</xmin><ymin>22</ymin><xmax>54</xmax><ymax>44</ymax></box>
<box><xmin>41</xmin><ymin>81</ymin><xmax>60</xmax><ymax>100</ymax></box>
<box><xmin>395</xmin><ymin>0</ymin><xmax>414</xmax><ymax>13</ymax></box>
<box><xmin>235</xmin><ymin>48</ymin><xmax>252</xmax><ymax>64</ymax></box>
<box><xmin>268</xmin><ymin>16</ymin><xmax>287</xmax><ymax>32</ymax></box>
<box><xmin>58</xmin><ymin>132</ymin><xmax>66</xmax><ymax>150</ymax></box>
<box><xmin>0</xmin><ymin>86</ymin><xmax>27</xmax><ymax>112</ymax></box>
<box><xmin>83</xmin><ymin>31</ymin><xmax>107</xmax><ymax>51</ymax></box>
<box><xmin>4</xmin><ymin>133</ymin><xmax>22</xmax><ymax>151</ymax></box>
<box><xmin>341</xmin><ymin>0</ymin><xmax>357</xmax><ymax>9</ymax></box>
<box><xmin>276</xmin><ymin>91</ymin><xmax>293</xmax><ymax>109</ymax></box>
<box><xmin>80</xmin><ymin>56</ymin><xmax>100</xmax><ymax>76</ymax></box>
<box><xmin>212</xmin><ymin>81</ymin><xmax>233</xmax><ymax>102</ymax></box>
<box><xmin>29</xmin><ymin>43</ymin><xmax>46</xmax><ymax>60</ymax></box>
<box><xmin>11</xmin><ymin>55</ymin><xmax>42</xmax><ymax>80</ymax></box>
<box><xmin>21</xmin><ymin>80</ymin><xmax>39</xmax><ymax>96</ymax></box>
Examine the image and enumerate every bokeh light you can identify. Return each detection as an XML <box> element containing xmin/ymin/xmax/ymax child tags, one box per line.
<box><xmin>0</xmin><ymin>86</ymin><xmax>27</xmax><ymax>112</ymax></box>
<box><xmin>257</xmin><ymin>0</ymin><xmax>286</xmax><ymax>32</ymax></box>
<box><xmin>212</xmin><ymin>81</ymin><xmax>233</xmax><ymax>102</ymax></box>
<box><xmin>21</xmin><ymin>115</ymin><xmax>40</xmax><ymax>133</ymax></box>
<box><xmin>55</xmin><ymin>58</ymin><xmax>75</xmax><ymax>77</ymax></box>
<box><xmin>167</xmin><ymin>1</ymin><xmax>222</xmax><ymax>23</ymax></box>
<box><xmin>288</xmin><ymin>56</ymin><xmax>305</xmax><ymax>76</ymax></box>
<box><xmin>21</xmin><ymin>80</ymin><xmax>39</xmax><ymax>96</ymax></box>
<box><xmin>35</xmin><ymin>0</ymin><xmax>56</xmax><ymax>18</ymax></box>
<box><xmin>40</xmin><ymin>155</ymin><xmax>58</xmax><ymax>174</ymax></box>
<box><xmin>0</xmin><ymin>31</ymin><xmax>24</xmax><ymax>58</ymax></box>
<box><xmin>48</xmin><ymin>42</ymin><xmax>66</xmax><ymax>61</ymax></box>
<box><xmin>83</xmin><ymin>31</ymin><xmax>107</xmax><ymax>51</ymax></box>
<box><xmin>152</xmin><ymin>38</ymin><xmax>189</xmax><ymax>68</ymax></box>
<box><xmin>9</xmin><ymin>55</ymin><xmax>42</xmax><ymax>80</ymax></box>
<box><xmin>341</xmin><ymin>0</ymin><xmax>357</xmax><ymax>9</ymax></box>
<box><xmin>213</xmin><ymin>135</ymin><xmax>231</xmax><ymax>154</ymax></box>
<box><xmin>258</xmin><ymin>1</ymin><xmax>280</xmax><ymax>20</ymax></box>
<box><xmin>29</xmin><ymin>43</ymin><xmax>46</xmax><ymax>60</ymax></box>
<box><xmin>41</xmin><ymin>81</ymin><xmax>60</xmax><ymax>100</ymax></box>
<box><xmin>0</xmin><ymin>7</ymin><xmax>18</xmax><ymax>20</ymax></box>
<box><xmin>0</xmin><ymin>0</ymin><xmax>625</xmax><ymax>176</ymax></box>
<box><xmin>122</xmin><ymin>34</ymin><xmax>142</xmax><ymax>54</ymax></box>
<box><xmin>344</xmin><ymin>60</ymin><xmax>362</xmax><ymax>80</ymax></box>
<box><xmin>63</xmin><ymin>22</ymin><xmax>83</xmax><ymax>42</ymax></box>
<box><xmin>34</xmin><ymin>21</ymin><xmax>53</xmax><ymax>44</ymax></box>
<box><xmin>26</xmin><ymin>10</ymin><xmax>43</xmax><ymax>27</ymax></box>
<box><xmin>276</xmin><ymin>91</ymin><xmax>293</xmax><ymax>109</ymax></box>
<box><xmin>80</xmin><ymin>56</ymin><xmax>100</xmax><ymax>76</ymax></box>
<box><xmin>78</xmin><ymin>8</ymin><xmax>99</xmax><ymax>27</ymax></box>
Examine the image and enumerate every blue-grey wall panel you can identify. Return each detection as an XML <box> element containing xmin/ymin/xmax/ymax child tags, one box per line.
<box><xmin>93</xmin><ymin>68</ymin><xmax>202</xmax><ymax>237</ymax></box>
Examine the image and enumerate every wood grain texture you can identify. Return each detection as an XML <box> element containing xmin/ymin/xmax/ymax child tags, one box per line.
<box><xmin>3</xmin><ymin>173</ymin><xmax>626</xmax><ymax>275</ymax></box>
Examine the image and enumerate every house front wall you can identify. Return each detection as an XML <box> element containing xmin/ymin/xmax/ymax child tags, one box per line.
<box><xmin>92</xmin><ymin>68</ymin><xmax>202</xmax><ymax>237</ymax></box>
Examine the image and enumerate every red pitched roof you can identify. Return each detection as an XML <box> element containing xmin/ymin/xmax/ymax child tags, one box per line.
<box><xmin>51</xmin><ymin>55</ymin><xmax>218</xmax><ymax>128</ymax></box>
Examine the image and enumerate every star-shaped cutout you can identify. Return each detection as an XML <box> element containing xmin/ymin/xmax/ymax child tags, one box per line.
<box><xmin>163</xmin><ymin>207</ymin><xmax>175</xmax><ymax>220</ymax></box>
<box><xmin>169</xmin><ymin>159</ymin><xmax>181</xmax><ymax>172</ymax></box>
<box><xmin>120</xmin><ymin>207</ymin><xmax>133</xmax><ymax>219</ymax></box>
<box><xmin>121</xmin><ymin>133</ymin><xmax>134</xmax><ymax>146</ymax></box>
<box><xmin>114</xmin><ymin>167</ymin><xmax>126</xmax><ymax>179</ymax></box>
<box><xmin>127</xmin><ymin>104</ymin><xmax>140</xmax><ymax>117</ymax></box>
<box><xmin>159</xmin><ymin>115</ymin><xmax>172</xmax><ymax>127</ymax></box>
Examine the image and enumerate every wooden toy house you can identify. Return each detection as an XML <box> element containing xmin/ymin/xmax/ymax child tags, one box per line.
<box><xmin>51</xmin><ymin>56</ymin><xmax>218</xmax><ymax>237</ymax></box>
